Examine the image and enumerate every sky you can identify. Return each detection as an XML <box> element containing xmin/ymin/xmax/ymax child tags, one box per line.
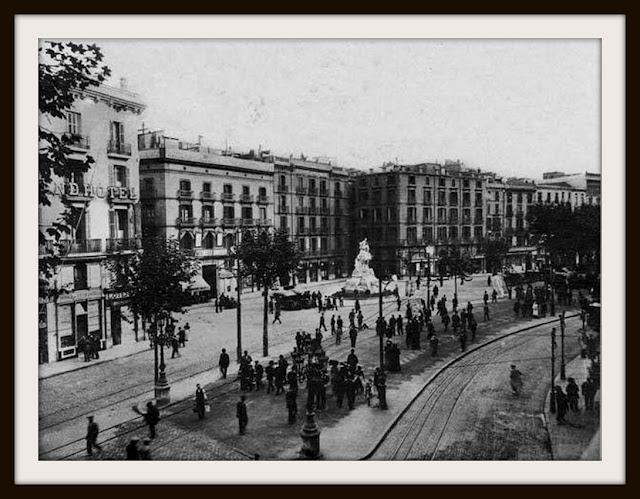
<box><xmin>62</xmin><ymin>38</ymin><xmax>600</xmax><ymax>179</ymax></box>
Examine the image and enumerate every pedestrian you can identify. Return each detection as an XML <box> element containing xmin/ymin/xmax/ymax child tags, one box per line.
<box><xmin>254</xmin><ymin>361</ymin><xmax>264</xmax><ymax>390</ymax></box>
<box><xmin>269</xmin><ymin>297</ymin><xmax>274</xmax><ymax>314</ymax></box>
<box><xmin>355</xmin><ymin>299</ymin><xmax>361</xmax><ymax>313</ymax></box>
<box><xmin>554</xmin><ymin>386</ymin><xmax>568</xmax><ymax>424</ymax></box>
<box><xmin>483</xmin><ymin>303</ymin><xmax>490</xmax><ymax>321</ymax></box>
<box><xmin>459</xmin><ymin>331</ymin><xmax>467</xmax><ymax>352</ymax></box>
<box><xmin>433</xmin><ymin>284</ymin><xmax>439</xmax><ymax>298</ymax></box>
<box><xmin>218</xmin><ymin>348</ymin><xmax>230</xmax><ymax>379</ymax></box>
<box><xmin>285</xmin><ymin>388</ymin><xmax>298</xmax><ymax>424</ymax></box>
<box><xmin>272</xmin><ymin>308</ymin><xmax>282</xmax><ymax>324</ymax></box>
<box><xmin>125</xmin><ymin>437</ymin><xmax>140</xmax><ymax>460</ymax></box>
<box><xmin>178</xmin><ymin>327</ymin><xmax>186</xmax><ymax>348</ymax></box>
<box><xmin>397</xmin><ymin>314</ymin><xmax>404</xmax><ymax>335</ymax></box>
<box><xmin>492</xmin><ymin>289</ymin><xmax>498</xmax><ymax>303</ymax></box>
<box><xmin>373</xmin><ymin>367</ymin><xmax>387</xmax><ymax>409</ymax></box>
<box><xmin>138</xmin><ymin>438</ymin><xmax>152</xmax><ymax>460</ymax></box>
<box><xmin>487</xmin><ymin>275</ymin><xmax>492</xmax><ymax>286</ymax></box>
<box><xmin>357</xmin><ymin>310</ymin><xmax>364</xmax><ymax>329</ymax></box>
<box><xmin>266</xmin><ymin>360</ymin><xmax>276</xmax><ymax>394</ymax></box>
<box><xmin>90</xmin><ymin>332</ymin><xmax>100</xmax><ymax>359</ymax></box>
<box><xmin>85</xmin><ymin>415</ymin><xmax>102</xmax><ymax>456</ymax></box>
<box><xmin>430</xmin><ymin>334</ymin><xmax>439</xmax><ymax>356</ymax></box>
<box><xmin>349</xmin><ymin>325</ymin><xmax>358</xmax><ymax>348</ymax></box>
<box><xmin>514</xmin><ymin>300</ymin><xmax>521</xmax><ymax>318</ymax></box>
<box><xmin>346</xmin><ymin>348</ymin><xmax>359</xmax><ymax>372</ymax></box>
<box><xmin>364</xmin><ymin>379</ymin><xmax>374</xmax><ymax>407</ymax></box>
<box><xmin>483</xmin><ymin>290</ymin><xmax>489</xmax><ymax>305</ymax></box>
<box><xmin>581</xmin><ymin>377</ymin><xmax>597</xmax><ymax>411</ymax></box>
<box><xmin>397</xmin><ymin>295</ymin><xmax>402</xmax><ymax>311</ymax></box>
<box><xmin>143</xmin><ymin>401</ymin><xmax>160</xmax><ymax>438</ymax></box>
<box><xmin>319</xmin><ymin>311</ymin><xmax>327</xmax><ymax>332</ymax></box>
<box><xmin>469</xmin><ymin>316</ymin><xmax>478</xmax><ymax>341</ymax></box>
<box><xmin>241</xmin><ymin>350</ymin><xmax>253</xmax><ymax>366</ymax></box>
<box><xmin>510</xmin><ymin>365</ymin><xmax>523</xmax><ymax>395</ymax></box>
<box><xmin>236</xmin><ymin>395</ymin><xmax>248</xmax><ymax>435</ymax></box>
<box><xmin>335</xmin><ymin>325</ymin><xmax>343</xmax><ymax>345</ymax></box>
<box><xmin>170</xmin><ymin>335</ymin><xmax>180</xmax><ymax>358</ymax></box>
<box><xmin>508</xmin><ymin>287</ymin><xmax>513</xmax><ymax>300</ymax></box>
<box><xmin>275</xmin><ymin>364</ymin><xmax>286</xmax><ymax>395</ymax></box>
<box><xmin>287</xmin><ymin>368</ymin><xmax>298</xmax><ymax>395</ymax></box>
<box><xmin>566</xmin><ymin>377</ymin><xmax>580</xmax><ymax>412</ymax></box>
<box><xmin>330</xmin><ymin>315</ymin><xmax>336</xmax><ymax>335</ymax></box>
<box><xmin>346</xmin><ymin>373</ymin><xmax>357</xmax><ymax>410</ymax></box>
<box><xmin>194</xmin><ymin>383</ymin><xmax>207</xmax><ymax>420</ymax></box>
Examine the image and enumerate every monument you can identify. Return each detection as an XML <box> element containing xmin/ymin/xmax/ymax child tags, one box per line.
<box><xmin>343</xmin><ymin>239</ymin><xmax>381</xmax><ymax>296</ymax></box>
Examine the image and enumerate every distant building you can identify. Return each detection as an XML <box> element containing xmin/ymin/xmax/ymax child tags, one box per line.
<box><xmin>39</xmin><ymin>81</ymin><xmax>146</xmax><ymax>363</ymax></box>
<box><xmin>138</xmin><ymin>132</ymin><xmax>275</xmax><ymax>297</ymax></box>
<box><xmin>352</xmin><ymin>160</ymin><xmax>486</xmax><ymax>278</ymax></box>
<box><xmin>537</xmin><ymin>171</ymin><xmax>600</xmax><ymax>205</ymax></box>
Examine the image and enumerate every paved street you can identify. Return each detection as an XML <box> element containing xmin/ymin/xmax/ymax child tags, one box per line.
<box><xmin>39</xmin><ymin>274</ymin><xmax>592</xmax><ymax>461</ymax></box>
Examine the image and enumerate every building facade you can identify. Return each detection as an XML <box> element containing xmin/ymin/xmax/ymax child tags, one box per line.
<box><xmin>138</xmin><ymin>132</ymin><xmax>275</xmax><ymax>297</ymax></box>
<box><xmin>272</xmin><ymin>157</ymin><xmax>354</xmax><ymax>284</ymax></box>
<box><xmin>38</xmin><ymin>81</ymin><xmax>145</xmax><ymax>363</ymax></box>
<box><xmin>352</xmin><ymin>160</ymin><xmax>486</xmax><ymax>278</ymax></box>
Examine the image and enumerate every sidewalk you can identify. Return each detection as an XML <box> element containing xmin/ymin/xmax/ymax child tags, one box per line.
<box><xmin>544</xmin><ymin>355</ymin><xmax>601</xmax><ymax>460</ymax></box>
<box><xmin>38</xmin><ymin>277</ymin><xmax>349</xmax><ymax>380</ymax></box>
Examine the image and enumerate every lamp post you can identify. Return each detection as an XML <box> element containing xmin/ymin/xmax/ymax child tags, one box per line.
<box><xmin>231</xmin><ymin>231</ymin><xmax>243</xmax><ymax>364</ymax></box>
<box><xmin>559</xmin><ymin>311</ymin><xmax>566</xmax><ymax>380</ymax></box>
<box><xmin>550</xmin><ymin>327</ymin><xmax>557</xmax><ymax>413</ymax></box>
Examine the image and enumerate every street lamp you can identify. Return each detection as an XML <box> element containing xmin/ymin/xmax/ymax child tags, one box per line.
<box><xmin>230</xmin><ymin>229</ymin><xmax>243</xmax><ymax>364</ymax></box>
<box><xmin>376</xmin><ymin>271</ymin><xmax>397</xmax><ymax>370</ymax></box>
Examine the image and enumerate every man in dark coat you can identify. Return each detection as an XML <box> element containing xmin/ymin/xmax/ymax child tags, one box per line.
<box><xmin>265</xmin><ymin>360</ymin><xmax>276</xmax><ymax>394</ymax></box>
<box><xmin>286</xmin><ymin>388</ymin><xmax>298</xmax><ymax>424</ymax></box>
<box><xmin>218</xmin><ymin>348</ymin><xmax>230</xmax><ymax>378</ymax></box>
<box><xmin>254</xmin><ymin>361</ymin><xmax>264</xmax><ymax>390</ymax></box>
<box><xmin>346</xmin><ymin>349</ymin><xmax>359</xmax><ymax>372</ymax></box>
<box><xmin>170</xmin><ymin>335</ymin><xmax>180</xmax><ymax>358</ymax></box>
<box><xmin>126</xmin><ymin>438</ymin><xmax>140</xmax><ymax>460</ymax></box>
<box><xmin>236</xmin><ymin>395</ymin><xmax>248</xmax><ymax>434</ymax></box>
<box><xmin>144</xmin><ymin>401</ymin><xmax>160</xmax><ymax>439</ymax></box>
<box><xmin>582</xmin><ymin>377</ymin><xmax>597</xmax><ymax>410</ymax></box>
<box><xmin>194</xmin><ymin>383</ymin><xmax>207</xmax><ymax>419</ymax></box>
<box><xmin>85</xmin><ymin>415</ymin><xmax>101</xmax><ymax>455</ymax></box>
<box><xmin>554</xmin><ymin>386</ymin><xmax>568</xmax><ymax>424</ymax></box>
<box><xmin>566</xmin><ymin>377</ymin><xmax>580</xmax><ymax>412</ymax></box>
<box><xmin>349</xmin><ymin>325</ymin><xmax>358</xmax><ymax>348</ymax></box>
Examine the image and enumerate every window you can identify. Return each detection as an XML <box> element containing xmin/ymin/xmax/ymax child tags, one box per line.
<box><xmin>462</xmin><ymin>226</ymin><xmax>471</xmax><ymax>240</ymax></box>
<box><xmin>359</xmin><ymin>177</ymin><xmax>367</xmax><ymax>187</ymax></box>
<box><xmin>408</xmin><ymin>189</ymin><xmax>416</xmax><ymax>204</ymax></box>
<box><xmin>407</xmin><ymin>227</ymin><xmax>417</xmax><ymax>244</ymax></box>
<box><xmin>259</xmin><ymin>207</ymin><xmax>266</xmax><ymax>220</ymax></box>
<box><xmin>474</xmin><ymin>226</ymin><xmax>483</xmax><ymax>239</ymax></box>
<box><xmin>242</xmin><ymin>185</ymin><xmax>250</xmax><ymax>195</ymax></box>
<box><xmin>547</xmin><ymin>192</ymin><xmax>551</xmax><ymax>202</ymax></box>
<box><xmin>439</xmin><ymin>178</ymin><xmax>446</xmax><ymax>187</ymax></box>
<box><xmin>437</xmin><ymin>208</ymin><xmax>446</xmax><ymax>223</ymax></box>
<box><xmin>449</xmin><ymin>208</ymin><xmax>458</xmax><ymax>224</ymax></box>
<box><xmin>463</xmin><ymin>179</ymin><xmax>470</xmax><ymax>188</ymax></box>
<box><xmin>202</xmin><ymin>205</ymin><xmax>213</xmax><ymax>220</ymax></box>
<box><xmin>203</xmin><ymin>182</ymin><xmax>211</xmax><ymax>193</ymax></box>
<box><xmin>66</xmin><ymin>168</ymin><xmax>85</xmax><ymax>185</ymax></box>
<box><xmin>279</xmin><ymin>175</ymin><xmax>286</xmax><ymax>188</ymax></box>
<box><xmin>423</xmin><ymin>207</ymin><xmax>433</xmax><ymax>222</ymax></box>
<box><xmin>449</xmin><ymin>192</ymin><xmax>458</xmax><ymax>205</ymax></box>
<box><xmin>387</xmin><ymin>175</ymin><xmax>396</xmax><ymax>186</ymax></box>
<box><xmin>423</xmin><ymin>226</ymin><xmax>433</xmax><ymax>242</ymax></box>
<box><xmin>537</xmin><ymin>193</ymin><xmax>542</xmax><ymax>203</ymax></box>
<box><xmin>335</xmin><ymin>182</ymin><xmax>342</xmax><ymax>195</ymax></box>
<box><xmin>449</xmin><ymin>226</ymin><xmax>458</xmax><ymax>240</ymax></box>
<box><xmin>517</xmin><ymin>193</ymin><xmax>523</xmax><ymax>203</ymax></box>
<box><xmin>408</xmin><ymin>175</ymin><xmax>416</xmax><ymax>185</ymax></box>
<box><xmin>113</xmin><ymin>165</ymin><xmax>128</xmax><ymax>187</ymax></box>
<box><xmin>387</xmin><ymin>207</ymin><xmax>397</xmax><ymax>221</ymax></box>
<box><xmin>451</xmin><ymin>179</ymin><xmax>456</xmax><ymax>187</ymax></box>
<box><xmin>297</xmin><ymin>196</ymin><xmax>304</xmax><ymax>208</ymax></box>
<box><xmin>280</xmin><ymin>195</ymin><xmax>287</xmax><ymax>209</ymax></box>
<box><xmin>476</xmin><ymin>181</ymin><xmax>482</xmax><ymax>189</ymax></box>
<box><xmin>463</xmin><ymin>209</ymin><xmax>471</xmax><ymax>223</ymax></box>
<box><xmin>223</xmin><ymin>206</ymin><xmax>235</xmax><ymax>219</ymax></box>
<box><xmin>259</xmin><ymin>187</ymin><xmax>267</xmax><ymax>197</ymax></box>
<box><xmin>555</xmin><ymin>193</ymin><xmax>559</xmax><ymax>202</ymax></box>
<box><xmin>180</xmin><ymin>179</ymin><xmax>191</xmax><ymax>191</ymax></box>
<box><xmin>507</xmin><ymin>192</ymin><xmax>513</xmax><ymax>203</ymax></box>
<box><xmin>203</xmin><ymin>233</ymin><xmax>214</xmax><ymax>249</ymax></box>
<box><xmin>373</xmin><ymin>176</ymin><xmax>380</xmax><ymax>186</ymax></box>
<box><xmin>298</xmin><ymin>238</ymin><xmax>305</xmax><ymax>251</ymax></box>
<box><xmin>494</xmin><ymin>191</ymin><xmax>500</xmax><ymax>201</ymax></box>
<box><xmin>407</xmin><ymin>207</ymin><xmax>417</xmax><ymax>222</ymax></box>
<box><xmin>388</xmin><ymin>227</ymin><xmax>398</xmax><ymax>241</ymax></box>
<box><xmin>74</xmin><ymin>263</ymin><xmax>88</xmax><ymax>290</ymax></box>
<box><xmin>223</xmin><ymin>184</ymin><xmax>233</xmax><ymax>194</ymax></box>
<box><xmin>321</xmin><ymin>217</ymin><xmax>329</xmax><ymax>231</ymax></box>
<box><xmin>66</xmin><ymin>112</ymin><xmax>82</xmax><ymax>135</ymax></box>
<box><xmin>309</xmin><ymin>217</ymin><xmax>317</xmax><ymax>231</ymax></box>
<box><xmin>280</xmin><ymin>216</ymin><xmax>287</xmax><ymax>229</ymax></box>
<box><xmin>438</xmin><ymin>191</ymin><xmax>447</xmax><ymax>205</ymax></box>
<box><xmin>298</xmin><ymin>217</ymin><xmax>305</xmax><ymax>230</ymax></box>
<box><xmin>242</xmin><ymin>207</ymin><xmax>253</xmax><ymax>220</ymax></box>
<box><xmin>110</xmin><ymin>121</ymin><xmax>124</xmax><ymax>145</ymax></box>
<box><xmin>311</xmin><ymin>238</ymin><xmax>318</xmax><ymax>252</ymax></box>
<box><xmin>359</xmin><ymin>209</ymin><xmax>368</xmax><ymax>220</ymax></box>
<box><xmin>297</xmin><ymin>177</ymin><xmax>304</xmax><ymax>189</ymax></box>
<box><xmin>321</xmin><ymin>238</ymin><xmax>328</xmax><ymax>252</ymax></box>
<box><xmin>179</xmin><ymin>204</ymin><xmax>193</xmax><ymax>220</ymax></box>
<box><xmin>475</xmin><ymin>208</ymin><xmax>483</xmax><ymax>222</ymax></box>
<box><xmin>320</xmin><ymin>180</ymin><xmax>327</xmax><ymax>192</ymax></box>
<box><xmin>527</xmin><ymin>193</ymin><xmax>533</xmax><ymax>204</ymax></box>
<box><xmin>462</xmin><ymin>192</ymin><xmax>471</xmax><ymax>206</ymax></box>
<box><xmin>423</xmin><ymin>189</ymin><xmax>432</xmax><ymax>204</ymax></box>
<box><xmin>373</xmin><ymin>209</ymin><xmax>382</xmax><ymax>222</ymax></box>
<box><xmin>372</xmin><ymin>190</ymin><xmax>381</xmax><ymax>204</ymax></box>
<box><xmin>437</xmin><ymin>227</ymin><xmax>447</xmax><ymax>241</ymax></box>
<box><xmin>180</xmin><ymin>233</ymin><xmax>194</xmax><ymax>250</ymax></box>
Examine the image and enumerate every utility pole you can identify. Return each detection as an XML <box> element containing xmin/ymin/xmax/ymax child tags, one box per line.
<box><xmin>236</xmin><ymin>253</ymin><xmax>243</xmax><ymax>364</ymax></box>
<box><xmin>550</xmin><ymin>327</ymin><xmax>557</xmax><ymax>413</ymax></box>
<box><xmin>560</xmin><ymin>311</ymin><xmax>566</xmax><ymax>380</ymax></box>
<box><xmin>378</xmin><ymin>276</ymin><xmax>384</xmax><ymax>369</ymax></box>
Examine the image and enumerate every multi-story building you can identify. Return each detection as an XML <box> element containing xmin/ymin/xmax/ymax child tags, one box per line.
<box><xmin>38</xmin><ymin>80</ymin><xmax>145</xmax><ymax>363</ymax></box>
<box><xmin>353</xmin><ymin>160</ymin><xmax>486</xmax><ymax>278</ymax></box>
<box><xmin>272</xmin><ymin>157</ymin><xmax>354</xmax><ymax>283</ymax></box>
<box><xmin>138</xmin><ymin>132</ymin><xmax>275</xmax><ymax>296</ymax></box>
<box><xmin>538</xmin><ymin>171</ymin><xmax>601</xmax><ymax>205</ymax></box>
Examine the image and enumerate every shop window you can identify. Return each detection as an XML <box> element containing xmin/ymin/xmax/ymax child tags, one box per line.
<box><xmin>74</xmin><ymin>263</ymin><xmax>88</xmax><ymax>290</ymax></box>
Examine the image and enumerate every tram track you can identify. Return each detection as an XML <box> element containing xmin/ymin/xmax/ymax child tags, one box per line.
<box><xmin>363</xmin><ymin>312</ymin><xmax>580</xmax><ymax>460</ymax></box>
<box><xmin>39</xmin><ymin>295</ymin><xmax>402</xmax><ymax>460</ymax></box>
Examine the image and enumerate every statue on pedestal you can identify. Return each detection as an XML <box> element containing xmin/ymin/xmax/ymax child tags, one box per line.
<box><xmin>343</xmin><ymin>238</ymin><xmax>380</xmax><ymax>296</ymax></box>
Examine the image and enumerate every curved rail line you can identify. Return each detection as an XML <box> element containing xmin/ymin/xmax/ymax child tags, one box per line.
<box><xmin>361</xmin><ymin>312</ymin><xmax>580</xmax><ymax>460</ymax></box>
<box><xmin>40</xmin><ymin>296</ymin><xmax>402</xmax><ymax>460</ymax></box>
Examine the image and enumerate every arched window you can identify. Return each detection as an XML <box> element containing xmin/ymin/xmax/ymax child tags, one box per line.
<box><xmin>203</xmin><ymin>232</ymin><xmax>214</xmax><ymax>249</ymax></box>
<box><xmin>180</xmin><ymin>232</ymin><xmax>194</xmax><ymax>250</ymax></box>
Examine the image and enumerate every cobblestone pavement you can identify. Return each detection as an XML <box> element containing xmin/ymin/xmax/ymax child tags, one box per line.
<box><xmin>41</xmin><ymin>274</ymin><xmax>586</xmax><ymax>461</ymax></box>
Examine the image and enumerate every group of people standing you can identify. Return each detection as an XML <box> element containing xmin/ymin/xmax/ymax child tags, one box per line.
<box><xmin>77</xmin><ymin>332</ymin><xmax>102</xmax><ymax>362</ymax></box>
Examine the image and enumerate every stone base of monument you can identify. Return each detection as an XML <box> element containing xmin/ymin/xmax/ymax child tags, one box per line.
<box><xmin>343</xmin><ymin>275</ymin><xmax>380</xmax><ymax>297</ymax></box>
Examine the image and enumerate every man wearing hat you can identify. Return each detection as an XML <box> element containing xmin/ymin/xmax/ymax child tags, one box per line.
<box><xmin>85</xmin><ymin>415</ymin><xmax>101</xmax><ymax>456</ymax></box>
<box><xmin>126</xmin><ymin>437</ymin><xmax>140</xmax><ymax>460</ymax></box>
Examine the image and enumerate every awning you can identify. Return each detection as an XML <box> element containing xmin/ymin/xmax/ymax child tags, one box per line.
<box><xmin>219</xmin><ymin>269</ymin><xmax>234</xmax><ymax>279</ymax></box>
<box><xmin>181</xmin><ymin>274</ymin><xmax>211</xmax><ymax>293</ymax></box>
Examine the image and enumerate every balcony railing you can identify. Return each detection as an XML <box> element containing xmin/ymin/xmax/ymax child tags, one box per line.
<box><xmin>319</xmin><ymin>189</ymin><xmax>329</xmax><ymax>197</ymax></box>
<box><xmin>107</xmin><ymin>141</ymin><xmax>132</xmax><ymax>156</ymax></box>
<box><xmin>308</xmin><ymin>187</ymin><xmax>318</xmax><ymax>195</ymax></box>
<box><xmin>275</xmin><ymin>184</ymin><xmax>289</xmax><ymax>193</ymax></box>
<box><xmin>334</xmin><ymin>190</ymin><xmax>344</xmax><ymax>198</ymax></box>
<box><xmin>295</xmin><ymin>206</ymin><xmax>309</xmax><ymax>214</ymax></box>
<box><xmin>449</xmin><ymin>218</ymin><xmax>459</xmax><ymax>224</ymax></box>
<box><xmin>309</xmin><ymin>206</ymin><xmax>318</xmax><ymax>215</ymax></box>
<box><xmin>277</xmin><ymin>205</ymin><xmax>290</xmax><ymax>213</ymax></box>
<box><xmin>295</xmin><ymin>186</ymin><xmax>307</xmax><ymax>195</ymax></box>
<box><xmin>221</xmin><ymin>193</ymin><xmax>235</xmax><ymax>202</ymax></box>
<box><xmin>255</xmin><ymin>219</ymin><xmax>272</xmax><ymax>226</ymax></box>
<box><xmin>200</xmin><ymin>191</ymin><xmax>216</xmax><ymax>201</ymax></box>
<box><xmin>176</xmin><ymin>217</ymin><xmax>197</xmax><ymax>227</ymax></box>
<box><xmin>297</xmin><ymin>227</ymin><xmax>309</xmax><ymax>235</ymax></box>
<box><xmin>437</xmin><ymin>200</ymin><xmax>447</xmax><ymax>206</ymax></box>
<box><xmin>240</xmin><ymin>194</ymin><xmax>254</xmax><ymax>203</ymax></box>
<box><xmin>57</xmin><ymin>239</ymin><xmax>103</xmax><ymax>254</ymax></box>
<box><xmin>106</xmin><ymin>238</ymin><xmax>142</xmax><ymax>253</ymax></box>
<box><xmin>177</xmin><ymin>189</ymin><xmax>193</xmax><ymax>199</ymax></box>
<box><xmin>240</xmin><ymin>218</ymin><xmax>255</xmax><ymax>226</ymax></box>
<box><xmin>222</xmin><ymin>218</ymin><xmax>241</xmax><ymax>227</ymax></box>
<box><xmin>320</xmin><ymin>207</ymin><xmax>330</xmax><ymax>215</ymax></box>
<box><xmin>63</xmin><ymin>133</ymin><xmax>90</xmax><ymax>150</ymax></box>
<box><xmin>200</xmin><ymin>218</ymin><xmax>219</xmax><ymax>227</ymax></box>
<box><xmin>257</xmin><ymin>195</ymin><xmax>270</xmax><ymax>204</ymax></box>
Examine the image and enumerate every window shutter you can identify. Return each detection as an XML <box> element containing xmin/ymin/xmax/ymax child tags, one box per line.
<box><xmin>128</xmin><ymin>206</ymin><xmax>135</xmax><ymax>239</ymax></box>
<box><xmin>125</xmin><ymin>166</ymin><xmax>130</xmax><ymax>188</ymax></box>
<box><xmin>109</xmin><ymin>210</ymin><xmax>116</xmax><ymax>239</ymax></box>
<box><xmin>108</xmin><ymin>164</ymin><xmax>114</xmax><ymax>187</ymax></box>
<box><xmin>133</xmin><ymin>204</ymin><xmax>142</xmax><ymax>237</ymax></box>
<box><xmin>84</xmin><ymin>208</ymin><xmax>90</xmax><ymax>240</ymax></box>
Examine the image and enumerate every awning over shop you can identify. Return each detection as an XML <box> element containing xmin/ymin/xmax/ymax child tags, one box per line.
<box><xmin>218</xmin><ymin>269</ymin><xmax>235</xmax><ymax>279</ymax></box>
<box><xmin>181</xmin><ymin>274</ymin><xmax>211</xmax><ymax>293</ymax></box>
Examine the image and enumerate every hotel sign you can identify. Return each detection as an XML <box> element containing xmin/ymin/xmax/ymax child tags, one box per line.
<box><xmin>52</xmin><ymin>182</ymin><xmax>137</xmax><ymax>200</ymax></box>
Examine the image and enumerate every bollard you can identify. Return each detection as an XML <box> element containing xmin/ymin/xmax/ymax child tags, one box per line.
<box><xmin>154</xmin><ymin>362</ymin><xmax>171</xmax><ymax>407</ymax></box>
<box><xmin>299</xmin><ymin>410</ymin><xmax>322</xmax><ymax>459</ymax></box>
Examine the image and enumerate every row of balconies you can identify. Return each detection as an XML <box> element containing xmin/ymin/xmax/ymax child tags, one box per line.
<box><xmin>39</xmin><ymin>238</ymin><xmax>142</xmax><ymax>256</ymax></box>
<box><xmin>175</xmin><ymin>190</ymin><xmax>270</xmax><ymax>204</ymax></box>
<box><xmin>63</xmin><ymin>134</ymin><xmax>133</xmax><ymax>157</ymax></box>
<box><xmin>399</xmin><ymin>236</ymin><xmax>485</xmax><ymax>247</ymax></box>
<box><xmin>276</xmin><ymin>205</ymin><xmax>345</xmax><ymax>216</ymax></box>
<box><xmin>275</xmin><ymin>185</ymin><xmax>345</xmax><ymax>197</ymax></box>
<box><xmin>176</xmin><ymin>217</ymin><xmax>273</xmax><ymax>228</ymax></box>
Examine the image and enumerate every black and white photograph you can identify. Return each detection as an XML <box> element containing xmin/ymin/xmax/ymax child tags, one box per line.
<box><xmin>16</xmin><ymin>15</ymin><xmax>624</xmax><ymax>484</ymax></box>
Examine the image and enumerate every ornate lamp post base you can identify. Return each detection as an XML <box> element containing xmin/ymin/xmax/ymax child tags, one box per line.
<box><xmin>154</xmin><ymin>362</ymin><xmax>171</xmax><ymax>407</ymax></box>
<box><xmin>299</xmin><ymin>409</ymin><xmax>322</xmax><ymax>459</ymax></box>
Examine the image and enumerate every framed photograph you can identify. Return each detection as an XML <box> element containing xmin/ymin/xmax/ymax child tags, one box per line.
<box><xmin>16</xmin><ymin>14</ymin><xmax>624</xmax><ymax>484</ymax></box>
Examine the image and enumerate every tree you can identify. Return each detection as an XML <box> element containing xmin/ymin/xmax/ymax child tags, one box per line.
<box><xmin>481</xmin><ymin>238</ymin><xmax>510</xmax><ymax>274</ymax></box>
<box><xmin>527</xmin><ymin>203</ymin><xmax>600</xmax><ymax>272</ymax></box>
<box><xmin>39</xmin><ymin>41</ymin><xmax>111</xmax><ymax>286</ymax></box>
<box><xmin>235</xmin><ymin>228</ymin><xmax>301</xmax><ymax>356</ymax></box>
<box><xmin>438</xmin><ymin>245</ymin><xmax>474</xmax><ymax>296</ymax></box>
<box><xmin>107</xmin><ymin>236</ymin><xmax>199</xmax><ymax>383</ymax></box>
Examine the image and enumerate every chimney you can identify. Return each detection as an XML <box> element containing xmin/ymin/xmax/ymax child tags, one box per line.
<box><xmin>120</xmin><ymin>78</ymin><xmax>127</xmax><ymax>90</ymax></box>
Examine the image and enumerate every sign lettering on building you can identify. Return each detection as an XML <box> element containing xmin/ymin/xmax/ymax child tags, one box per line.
<box><xmin>52</xmin><ymin>182</ymin><xmax>137</xmax><ymax>200</ymax></box>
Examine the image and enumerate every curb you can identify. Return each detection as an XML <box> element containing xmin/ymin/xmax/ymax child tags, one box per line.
<box><xmin>359</xmin><ymin>312</ymin><xmax>580</xmax><ymax>460</ymax></box>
